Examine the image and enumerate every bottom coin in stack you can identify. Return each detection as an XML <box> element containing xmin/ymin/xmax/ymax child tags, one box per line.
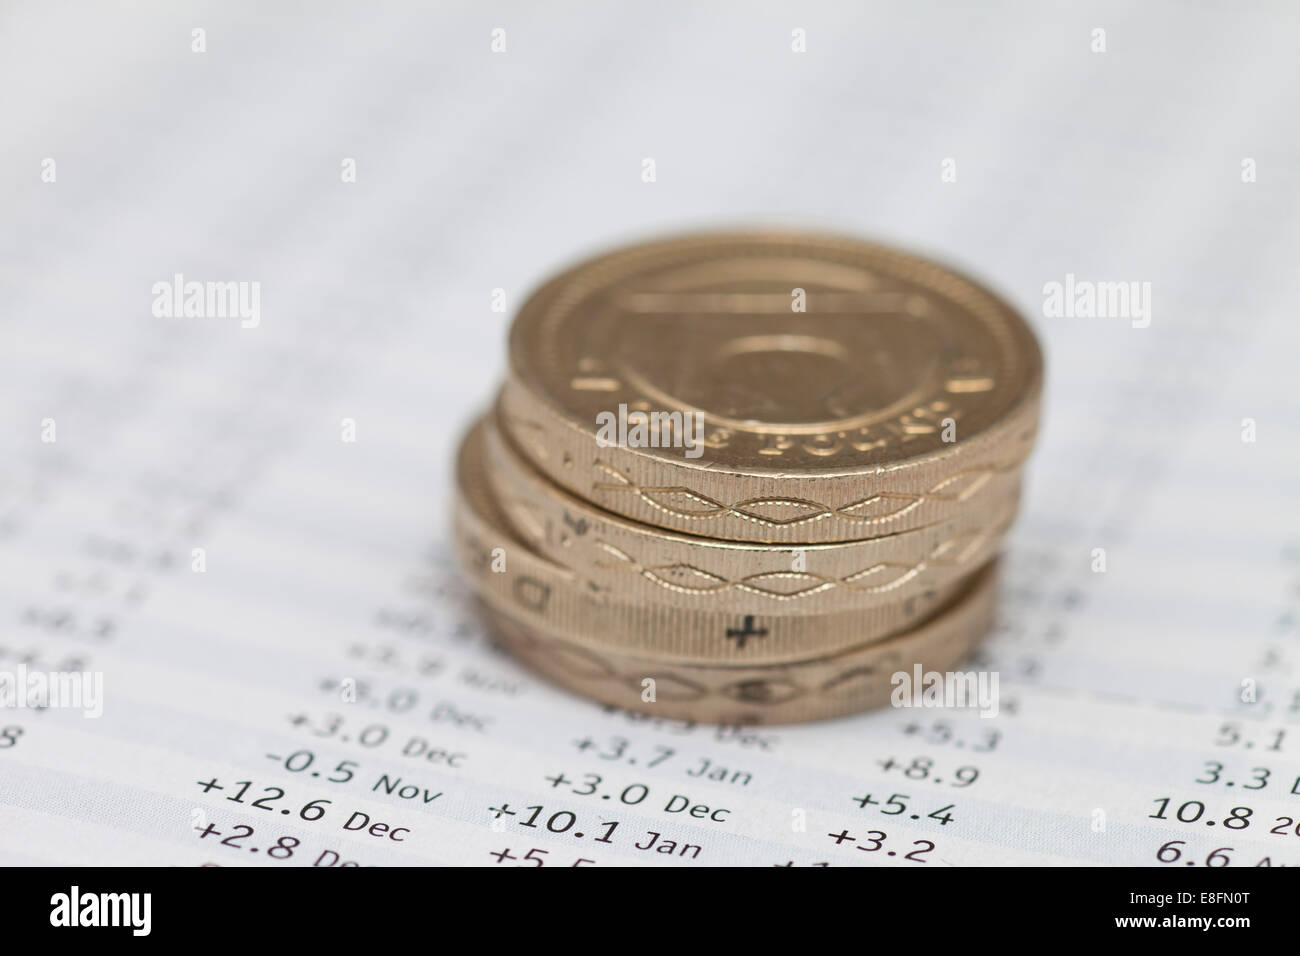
<box><xmin>476</xmin><ymin>562</ymin><xmax>996</xmax><ymax>725</ymax></box>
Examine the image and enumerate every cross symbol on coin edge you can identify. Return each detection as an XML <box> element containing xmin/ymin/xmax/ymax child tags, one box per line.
<box><xmin>725</xmin><ymin>615</ymin><xmax>769</xmax><ymax>648</ymax></box>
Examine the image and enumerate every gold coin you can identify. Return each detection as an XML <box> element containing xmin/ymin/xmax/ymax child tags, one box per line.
<box><xmin>478</xmin><ymin>561</ymin><xmax>998</xmax><ymax>725</ymax></box>
<box><xmin>503</xmin><ymin>232</ymin><xmax>1042</xmax><ymax>543</ymax></box>
<box><xmin>482</xmin><ymin>407</ymin><xmax>1019</xmax><ymax>615</ymax></box>
<box><xmin>454</xmin><ymin>418</ymin><xmax>979</xmax><ymax>663</ymax></box>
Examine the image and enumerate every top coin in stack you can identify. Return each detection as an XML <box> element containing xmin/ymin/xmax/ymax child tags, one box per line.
<box><xmin>500</xmin><ymin>233</ymin><xmax>1042</xmax><ymax>544</ymax></box>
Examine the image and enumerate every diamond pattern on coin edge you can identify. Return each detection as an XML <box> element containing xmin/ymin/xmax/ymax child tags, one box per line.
<box><xmin>585</xmin><ymin>504</ymin><xmax>1013</xmax><ymax>601</ymax></box>
<box><xmin>589</xmin><ymin>456</ymin><xmax>1029</xmax><ymax>527</ymax></box>
<box><xmin>504</xmin><ymin>410</ymin><xmax>1033</xmax><ymax>529</ymax></box>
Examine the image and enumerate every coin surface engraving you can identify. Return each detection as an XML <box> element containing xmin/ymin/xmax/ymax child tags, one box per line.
<box><xmin>504</xmin><ymin>233</ymin><xmax>1041</xmax><ymax>542</ymax></box>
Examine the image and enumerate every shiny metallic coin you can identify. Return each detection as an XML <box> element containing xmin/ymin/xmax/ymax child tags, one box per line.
<box><xmin>479</xmin><ymin>561</ymin><xmax>998</xmax><ymax>726</ymax></box>
<box><xmin>482</xmin><ymin>408</ymin><xmax>1018</xmax><ymax>615</ymax></box>
<box><xmin>503</xmin><ymin>232</ymin><xmax>1042</xmax><ymax>543</ymax></box>
<box><xmin>454</xmin><ymin>419</ymin><xmax>982</xmax><ymax>663</ymax></box>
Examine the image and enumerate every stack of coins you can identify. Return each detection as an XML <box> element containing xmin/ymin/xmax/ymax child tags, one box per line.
<box><xmin>453</xmin><ymin>233</ymin><xmax>1043</xmax><ymax>724</ymax></box>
